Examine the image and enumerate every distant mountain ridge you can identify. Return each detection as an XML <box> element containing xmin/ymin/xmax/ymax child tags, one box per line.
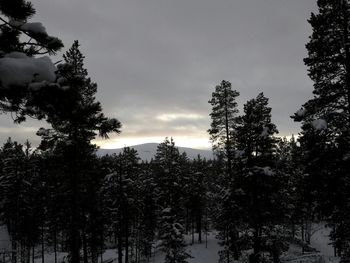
<box><xmin>97</xmin><ymin>143</ymin><xmax>213</xmax><ymax>161</ymax></box>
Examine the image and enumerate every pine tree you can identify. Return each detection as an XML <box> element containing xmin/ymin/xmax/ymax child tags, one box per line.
<box><xmin>0</xmin><ymin>0</ymin><xmax>64</xmax><ymax>121</ymax></box>
<box><xmin>37</xmin><ymin>41</ymin><xmax>121</xmax><ymax>263</ymax></box>
<box><xmin>0</xmin><ymin>0</ymin><xmax>63</xmax><ymax>55</ymax></box>
<box><xmin>292</xmin><ymin>1</ymin><xmax>350</xmax><ymax>260</ymax></box>
<box><xmin>208</xmin><ymin>80</ymin><xmax>240</xmax><ymax>175</ymax></box>
<box><xmin>208</xmin><ymin>81</ymin><xmax>241</xmax><ymax>262</ymax></box>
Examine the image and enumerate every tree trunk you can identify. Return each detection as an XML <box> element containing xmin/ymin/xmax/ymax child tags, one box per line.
<box><xmin>82</xmin><ymin>231</ymin><xmax>88</xmax><ymax>263</ymax></box>
<box><xmin>197</xmin><ymin>211</ymin><xmax>202</xmax><ymax>243</ymax></box>
<box><xmin>305</xmin><ymin>221</ymin><xmax>311</xmax><ymax>245</ymax></box>
<box><xmin>341</xmin><ymin>0</ymin><xmax>350</xmax><ymax>123</ymax></box>
<box><xmin>251</xmin><ymin>227</ymin><xmax>261</xmax><ymax>263</ymax></box>
<box><xmin>54</xmin><ymin>228</ymin><xmax>57</xmax><ymax>263</ymax></box>
<box><xmin>41</xmin><ymin>224</ymin><xmax>44</xmax><ymax>263</ymax></box>
<box><xmin>117</xmin><ymin>229</ymin><xmax>123</xmax><ymax>263</ymax></box>
<box><xmin>27</xmin><ymin>244</ymin><xmax>30</xmax><ymax>263</ymax></box>
<box><xmin>226</xmin><ymin>229</ymin><xmax>230</xmax><ymax>263</ymax></box>
<box><xmin>224</xmin><ymin>87</ymin><xmax>232</xmax><ymax>178</ymax></box>
<box><xmin>69</xmin><ymin>130</ymin><xmax>82</xmax><ymax>263</ymax></box>
<box><xmin>205</xmin><ymin>208</ymin><xmax>208</xmax><ymax>249</ymax></box>
<box><xmin>125</xmin><ymin>214</ymin><xmax>129</xmax><ymax>263</ymax></box>
<box><xmin>186</xmin><ymin>208</ymin><xmax>189</xmax><ymax>234</ymax></box>
<box><xmin>191</xmin><ymin>214</ymin><xmax>194</xmax><ymax>245</ymax></box>
<box><xmin>12</xmin><ymin>239</ymin><xmax>17</xmax><ymax>263</ymax></box>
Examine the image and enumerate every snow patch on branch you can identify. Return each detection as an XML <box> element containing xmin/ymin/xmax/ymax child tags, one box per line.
<box><xmin>21</xmin><ymin>22</ymin><xmax>47</xmax><ymax>35</ymax></box>
<box><xmin>262</xmin><ymin>166</ymin><xmax>275</xmax><ymax>176</ymax></box>
<box><xmin>0</xmin><ymin>53</ymin><xmax>56</xmax><ymax>89</ymax></box>
<box><xmin>252</xmin><ymin>166</ymin><xmax>275</xmax><ymax>176</ymax></box>
<box><xmin>29</xmin><ymin>81</ymin><xmax>49</xmax><ymax>91</ymax></box>
<box><xmin>296</xmin><ymin>108</ymin><xmax>306</xmax><ymax>117</ymax></box>
<box><xmin>260</xmin><ymin>126</ymin><xmax>270</xmax><ymax>138</ymax></box>
<box><xmin>5</xmin><ymin>52</ymin><xmax>28</xmax><ymax>59</ymax></box>
<box><xmin>9</xmin><ymin>20</ymin><xmax>48</xmax><ymax>36</ymax></box>
<box><xmin>312</xmin><ymin>119</ymin><xmax>327</xmax><ymax>131</ymax></box>
<box><xmin>234</xmin><ymin>150</ymin><xmax>245</xmax><ymax>158</ymax></box>
<box><xmin>36</xmin><ymin>127</ymin><xmax>50</xmax><ymax>137</ymax></box>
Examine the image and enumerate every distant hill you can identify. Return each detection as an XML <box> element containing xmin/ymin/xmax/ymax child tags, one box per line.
<box><xmin>97</xmin><ymin>143</ymin><xmax>213</xmax><ymax>161</ymax></box>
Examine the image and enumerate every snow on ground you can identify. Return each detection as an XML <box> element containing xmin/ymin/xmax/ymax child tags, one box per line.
<box><xmin>152</xmin><ymin>232</ymin><xmax>220</xmax><ymax>263</ymax></box>
<box><xmin>35</xmin><ymin>226</ymin><xmax>339</xmax><ymax>263</ymax></box>
<box><xmin>0</xmin><ymin>225</ymin><xmax>10</xmax><ymax>251</ymax></box>
<box><xmin>34</xmin><ymin>252</ymin><xmax>68</xmax><ymax>263</ymax></box>
<box><xmin>282</xmin><ymin>222</ymin><xmax>340</xmax><ymax>263</ymax></box>
<box><xmin>1</xmin><ymin>223</ymin><xmax>339</xmax><ymax>263</ymax></box>
<box><xmin>310</xmin><ymin>223</ymin><xmax>339</xmax><ymax>263</ymax></box>
<box><xmin>100</xmin><ymin>232</ymin><xmax>220</xmax><ymax>263</ymax></box>
<box><xmin>186</xmin><ymin>232</ymin><xmax>220</xmax><ymax>263</ymax></box>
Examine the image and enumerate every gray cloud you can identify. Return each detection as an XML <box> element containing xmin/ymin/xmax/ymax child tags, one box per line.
<box><xmin>0</xmin><ymin>0</ymin><xmax>316</xmax><ymax>148</ymax></box>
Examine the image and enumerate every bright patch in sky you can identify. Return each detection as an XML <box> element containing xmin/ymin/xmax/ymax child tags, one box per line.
<box><xmin>156</xmin><ymin>113</ymin><xmax>205</xmax><ymax>122</ymax></box>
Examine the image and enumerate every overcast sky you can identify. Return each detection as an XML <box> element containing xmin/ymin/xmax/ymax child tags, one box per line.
<box><xmin>0</xmin><ymin>0</ymin><xmax>317</xmax><ymax>149</ymax></box>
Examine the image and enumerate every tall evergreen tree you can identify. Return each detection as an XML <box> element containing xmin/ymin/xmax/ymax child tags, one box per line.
<box><xmin>152</xmin><ymin>138</ymin><xmax>190</xmax><ymax>263</ymax></box>
<box><xmin>101</xmin><ymin>148</ymin><xmax>140</xmax><ymax>263</ymax></box>
<box><xmin>37</xmin><ymin>41</ymin><xmax>121</xmax><ymax>263</ymax></box>
<box><xmin>292</xmin><ymin>1</ymin><xmax>350</xmax><ymax>260</ymax></box>
<box><xmin>208</xmin><ymin>80</ymin><xmax>240</xmax><ymax>175</ymax></box>
<box><xmin>275</xmin><ymin>137</ymin><xmax>304</xmax><ymax>241</ymax></box>
<box><xmin>0</xmin><ymin>139</ymin><xmax>43</xmax><ymax>263</ymax></box>
<box><xmin>208</xmin><ymin>80</ymin><xmax>241</xmax><ymax>263</ymax></box>
<box><xmin>235</xmin><ymin>93</ymin><xmax>288</xmax><ymax>263</ymax></box>
<box><xmin>0</xmin><ymin>138</ymin><xmax>26</xmax><ymax>263</ymax></box>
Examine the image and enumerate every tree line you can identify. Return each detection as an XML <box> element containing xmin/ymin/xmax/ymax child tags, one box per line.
<box><xmin>0</xmin><ymin>131</ymin><xmax>323</xmax><ymax>263</ymax></box>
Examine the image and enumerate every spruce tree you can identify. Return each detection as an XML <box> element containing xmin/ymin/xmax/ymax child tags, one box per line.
<box><xmin>101</xmin><ymin>147</ymin><xmax>140</xmax><ymax>263</ymax></box>
<box><xmin>0</xmin><ymin>138</ymin><xmax>43</xmax><ymax>263</ymax></box>
<box><xmin>152</xmin><ymin>138</ymin><xmax>190</xmax><ymax>263</ymax></box>
<box><xmin>137</xmin><ymin>162</ymin><xmax>157</xmax><ymax>261</ymax></box>
<box><xmin>235</xmin><ymin>93</ymin><xmax>288</xmax><ymax>263</ymax></box>
<box><xmin>0</xmin><ymin>138</ymin><xmax>25</xmax><ymax>263</ymax></box>
<box><xmin>275</xmin><ymin>137</ymin><xmax>304</xmax><ymax>241</ymax></box>
<box><xmin>185</xmin><ymin>156</ymin><xmax>207</xmax><ymax>244</ymax></box>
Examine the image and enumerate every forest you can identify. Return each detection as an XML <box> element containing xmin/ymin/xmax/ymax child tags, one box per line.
<box><xmin>0</xmin><ymin>1</ymin><xmax>350</xmax><ymax>263</ymax></box>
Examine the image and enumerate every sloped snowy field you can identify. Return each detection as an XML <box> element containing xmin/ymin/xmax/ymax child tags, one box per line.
<box><xmin>153</xmin><ymin>232</ymin><xmax>220</xmax><ymax>263</ymax></box>
<box><xmin>2</xmin><ymin>223</ymin><xmax>338</xmax><ymax>263</ymax></box>
<box><xmin>99</xmin><ymin>224</ymin><xmax>338</xmax><ymax>263</ymax></box>
<box><xmin>94</xmin><ymin>232</ymin><xmax>220</xmax><ymax>263</ymax></box>
<box><xmin>310</xmin><ymin>223</ymin><xmax>339</xmax><ymax>263</ymax></box>
<box><xmin>280</xmin><ymin>223</ymin><xmax>339</xmax><ymax>263</ymax></box>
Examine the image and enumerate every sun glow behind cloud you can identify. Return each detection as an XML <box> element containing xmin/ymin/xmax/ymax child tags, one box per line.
<box><xmin>93</xmin><ymin>111</ymin><xmax>211</xmax><ymax>149</ymax></box>
<box><xmin>156</xmin><ymin>113</ymin><xmax>205</xmax><ymax>122</ymax></box>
